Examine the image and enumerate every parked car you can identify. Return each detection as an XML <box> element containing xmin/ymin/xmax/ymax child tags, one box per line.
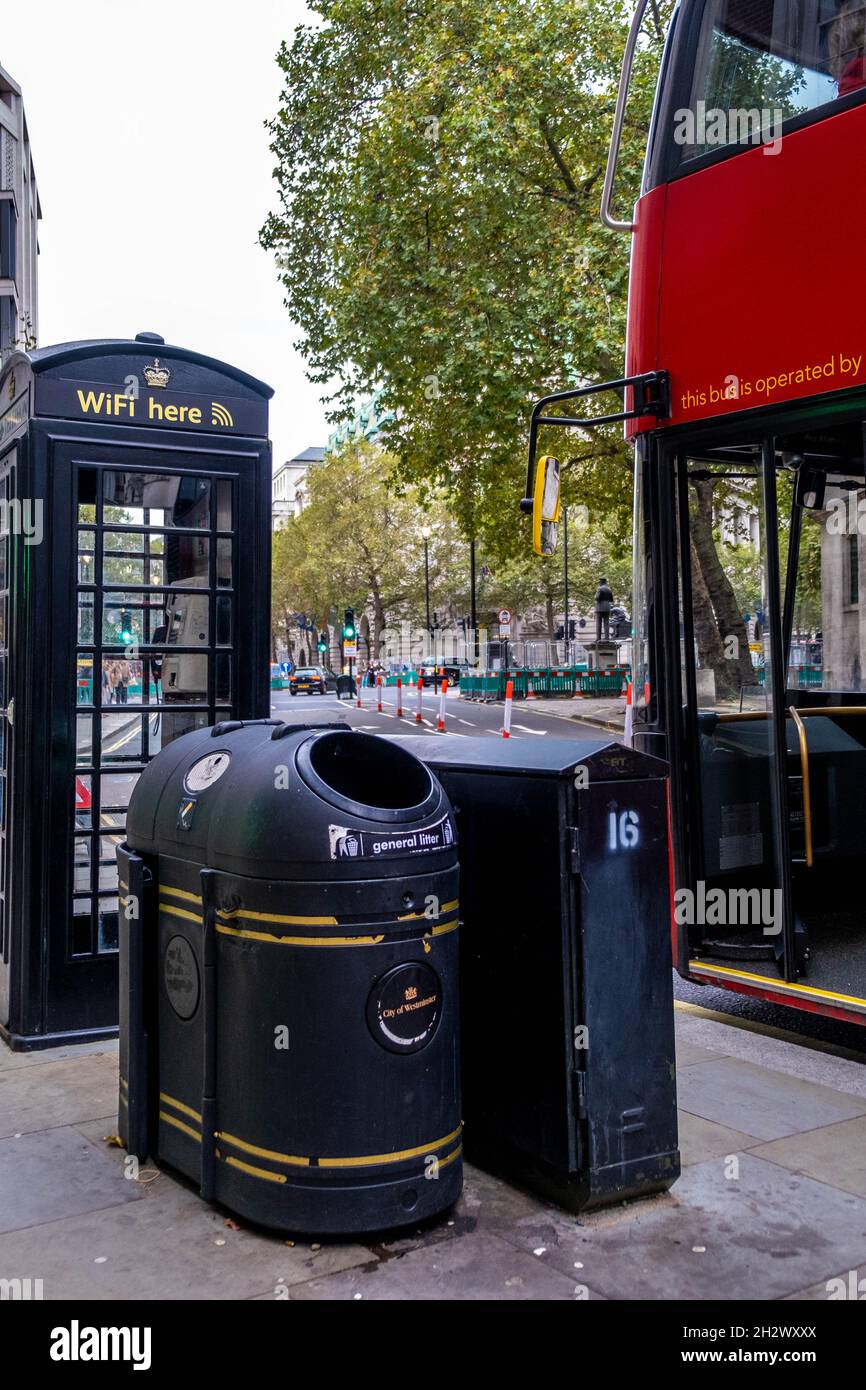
<box><xmin>288</xmin><ymin>666</ymin><xmax>338</xmax><ymax>696</ymax></box>
<box><xmin>418</xmin><ymin>659</ymin><xmax>471</xmax><ymax>687</ymax></box>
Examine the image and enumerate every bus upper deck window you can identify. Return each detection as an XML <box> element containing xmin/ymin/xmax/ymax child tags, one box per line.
<box><xmin>676</xmin><ymin>0</ymin><xmax>862</xmax><ymax>166</ymax></box>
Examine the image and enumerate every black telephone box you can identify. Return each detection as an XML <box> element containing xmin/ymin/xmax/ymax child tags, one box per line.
<box><xmin>0</xmin><ymin>333</ymin><xmax>272</xmax><ymax>1048</ymax></box>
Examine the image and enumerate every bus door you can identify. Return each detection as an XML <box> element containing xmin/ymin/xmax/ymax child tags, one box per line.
<box><xmin>668</xmin><ymin>421</ymin><xmax>866</xmax><ymax>1013</ymax></box>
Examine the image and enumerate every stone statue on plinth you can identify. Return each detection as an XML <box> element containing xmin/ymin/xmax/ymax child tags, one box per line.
<box><xmin>594</xmin><ymin>578</ymin><xmax>614</xmax><ymax>643</ymax></box>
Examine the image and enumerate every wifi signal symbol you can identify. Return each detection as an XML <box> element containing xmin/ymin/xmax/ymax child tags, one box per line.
<box><xmin>211</xmin><ymin>402</ymin><xmax>234</xmax><ymax>428</ymax></box>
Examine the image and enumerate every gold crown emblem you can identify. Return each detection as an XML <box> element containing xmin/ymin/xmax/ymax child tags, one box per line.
<box><xmin>143</xmin><ymin>358</ymin><xmax>171</xmax><ymax>389</ymax></box>
<box><xmin>404</xmin><ymin>985</ymin><xmax>418</xmax><ymax>1001</ymax></box>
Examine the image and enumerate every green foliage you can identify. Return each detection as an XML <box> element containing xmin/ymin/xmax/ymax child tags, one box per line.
<box><xmin>261</xmin><ymin>0</ymin><xmax>670</xmax><ymax>561</ymax></box>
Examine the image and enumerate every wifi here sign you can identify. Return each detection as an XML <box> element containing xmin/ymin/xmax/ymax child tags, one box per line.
<box><xmin>34</xmin><ymin>377</ymin><xmax>268</xmax><ymax>436</ymax></box>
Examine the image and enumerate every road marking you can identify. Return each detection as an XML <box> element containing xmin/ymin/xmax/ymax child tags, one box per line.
<box><xmin>512</xmin><ymin>724</ymin><xmax>547</xmax><ymax>735</ymax></box>
<box><xmin>458</xmin><ymin>718</ymin><xmax>474</xmax><ymax>726</ymax></box>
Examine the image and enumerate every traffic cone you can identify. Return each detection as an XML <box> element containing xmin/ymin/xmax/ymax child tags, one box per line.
<box><xmin>415</xmin><ymin>675</ymin><xmax>423</xmax><ymax>724</ymax></box>
<box><xmin>502</xmin><ymin>679</ymin><xmax>514</xmax><ymax>738</ymax></box>
<box><xmin>437</xmin><ymin>678</ymin><xmax>449</xmax><ymax>732</ymax></box>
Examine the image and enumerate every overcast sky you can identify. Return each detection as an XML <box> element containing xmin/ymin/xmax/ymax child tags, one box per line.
<box><xmin>1</xmin><ymin>0</ymin><xmax>330</xmax><ymax>469</ymax></box>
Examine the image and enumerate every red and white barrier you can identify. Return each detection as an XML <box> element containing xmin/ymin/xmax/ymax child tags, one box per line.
<box><xmin>502</xmin><ymin>679</ymin><xmax>514</xmax><ymax>738</ymax></box>
<box><xmin>377</xmin><ymin>675</ymin><xmax>383</xmax><ymax>713</ymax></box>
<box><xmin>356</xmin><ymin>677</ymin><xmax>363</xmax><ymax>708</ymax></box>
<box><xmin>437</xmin><ymin>678</ymin><xmax>449</xmax><ymax>731</ymax></box>
<box><xmin>415</xmin><ymin>676</ymin><xmax>423</xmax><ymax>724</ymax></box>
<box><xmin>396</xmin><ymin>675</ymin><xmax>403</xmax><ymax>717</ymax></box>
<box><xmin>624</xmin><ymin>681</ymin><xmax>634</xmax><ymax>748</ymax></box>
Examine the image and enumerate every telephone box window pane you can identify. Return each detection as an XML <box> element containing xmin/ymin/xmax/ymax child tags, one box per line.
<box><xmin>150</xmin><ymin>710</ymin><xmax>208</xmax><ymax>754</ymax></box>
<box><xmin>217</xmin><ymin>538</ymin><xmax>232</xmax><ymax>586</ymax></box>
<box><xmin>103</xmin><ymin>472</ymin><xmax>211</xmax><ymax>529</ymax></box>
<box><xmin>102</xmin><ymin>594</ymin><xmax>167</xmax><ymax>647</ymax></box>
<box><xmin>161</xmin><ymin>534</ymin><xmax>209</xmax><ymax>584</ymax></box>
<box><xmin>99</xmin><ymin>832</ymin><xmax>124</xmax><ymax>867</ymax></box>
<box><xmin>102</xmin><ymin>658</ymin><xmax>147</xmax><ymax>706</ymax></box>
<box><xmin>216</xmin><ymin>595</ymin><xmax>231</xmax><ymax>647</ymax></box>
<box><xmin>104</xmin><ymin>554</ymin><xmax>145</xmax><ymax>585</ymax></box>
<box><xmin>0</xmin><ymin>653</ymin><xmax>5</xmax><ymax>705</ymax></box>
<box><xmin>0</xmin><ymin>538</ymin><xmax>7</xmax><ymax>591</ymax></box>
<box><xmin>165</xmin><ymin>590</ymin><xmax>209</xmax><ymax>647</ymax></box>
<box><xmin>74</xmin><ymin>837</ymin><xmax>92</xmax><ymax>893</ymax></box>
<box><xmin>72</xmin><ymin>901</ymin><xmax>93</xmax><ymax>957</ymax></box>
<box><xmin>215</xmin><ymin>652</ymin><xmax>232</xmax><ymax>702</ymax></box>
<box><xmin>78</xmin><ymin>529</ymin><xmax>96</xmax><ymax>552</ymax></box>
<box><xmin>76</xmin><ymin>715</ymin><xmax>93</xmax><ymax>767</ymax></box>
<box><xmin>101</xmin><ymin>713</ymin><xmax>143</xmax><ymax>763</ymax></box>
<box><xmin>104</xmin><ymin>529</ymin><xmax>145</xmax><ymax>553</ymax></box>
<box><xmin>97</xmin><ymin>897</ymin><xmax>119</xmax><ymax>954</ymax></box>
<box><xmin>78</xmin><ymin>552</ymin><xmax>95</xmax><ymax>585</ymax></box>
<box><xmin>74</xmin><ymin>775</ymin><xmax>92</xmax><ymax>827</ymax></box>
<box><xmin>101</xmin><ymin>772</ymin><xmax>139</xmax><ymax>812</ymax></box>
<box><xmin>0</xmin><ymin>598</ymin><xmax>6</xmax><ymax>646</ymax></box>
<box><xmin>76</xmin><ymin>656</ymin><xmax>94</xmax><ymax>705</ymax></box>
<box><xmin>216</xmin><ymin>479</ymin><xmax>232</xmax><ymax>530</ymax></box>
<box><xmin>160</xmin><ymin>650</ymin><xmax>208</xmax><ymax>701</ymax></box>
<box><xmin>78</xmin><ymin>594</ymin><xmax>95</xmax><ymax>644</ymax></box>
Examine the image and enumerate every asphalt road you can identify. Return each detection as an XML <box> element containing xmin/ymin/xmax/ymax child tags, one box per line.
<box><xmin>270</xmin><ymin>683</ymin><xmax>603</xmax><ymax>741</ymax></box>
<box><xmin>271</xmin><ymin>683</ymin><xmax>866</xmax><ymax>1059</ymax></box>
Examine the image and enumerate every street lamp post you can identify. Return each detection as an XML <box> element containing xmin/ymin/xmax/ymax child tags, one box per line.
<box><xmin>563</xmin><ymin>504</ymin><xmax>570</xmax><ymax>665</ymax></box>
<box><xmin>421</xmin><ymin>525</ymin><xmax>432</xmax><ymax>641</ymax></box>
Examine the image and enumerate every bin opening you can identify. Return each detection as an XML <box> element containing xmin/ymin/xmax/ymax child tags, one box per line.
<box><xmin>307</xmin><ymin>731</ymin><xmax>433</xmax><ymax>810</ymax></box>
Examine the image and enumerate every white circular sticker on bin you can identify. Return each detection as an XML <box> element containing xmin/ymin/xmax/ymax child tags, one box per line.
<box><xmin>183</xmin><ymin>751</ymin><xmax>232</xmax><ymax>794</ymax></box>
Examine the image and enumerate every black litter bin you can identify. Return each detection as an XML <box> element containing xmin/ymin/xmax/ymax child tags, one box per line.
<box><xmin>387</xmin><ymin>734</ymin><xmax>679</xmax><ymax>1212</ymax></box>
<box><xmin>117</xmin><ymin>720</ymin><xmax>462</xmax><ymax>1236</ymax></box>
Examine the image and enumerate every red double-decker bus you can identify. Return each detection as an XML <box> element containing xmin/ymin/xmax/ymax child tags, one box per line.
<box><xmin>526</xmin><ymin>0</ymin><xmax>866</xmax><ymax>1025</ymax></box>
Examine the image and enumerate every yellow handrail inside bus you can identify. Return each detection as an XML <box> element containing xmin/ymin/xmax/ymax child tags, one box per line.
<box><xmin>788</xmin><ymin>707</ymin><xmax>813</xmax><ymax>868</ymax></box>
<box><xmin>707</xmin><ymin>704</ymin><xmax>866</xmax><ymax>868</ymax></box>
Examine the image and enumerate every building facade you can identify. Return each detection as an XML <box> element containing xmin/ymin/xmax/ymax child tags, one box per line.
<box><xmin>272</xmin><ymin>446</ymin><xmax>325</xmax><ymax>530</ymax></box>
<box><xmin>0</xmin><ymin>61</ymin><xmax>40</xmax><ymax>361</ymax></box>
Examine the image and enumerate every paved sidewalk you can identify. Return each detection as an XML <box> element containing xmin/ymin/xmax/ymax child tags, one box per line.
<box><xmin>2</xmin><ymin>1006</ymin><xmax>866</xmax><ymax>1300</ymax></box>
<box><xmin>471</xmin><ymin>693</ymin><xmax>628</xmax><ymax>734</ymax></box>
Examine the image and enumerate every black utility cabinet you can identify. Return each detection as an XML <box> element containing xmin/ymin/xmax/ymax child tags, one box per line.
<box><xmin>395</xmin><ymin>735</ymin><xmax>679</xmax><ymax>1211</ymax></box>
<box><xmin>0</xmin><ymin>334</ymin><xmax>272</xmax><ymax>1048</ymax></box>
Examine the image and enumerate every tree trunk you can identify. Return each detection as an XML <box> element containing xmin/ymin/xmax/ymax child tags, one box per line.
<box><xmin>690</xmin><ymin>478</ymin><xmax>756</xmax><ymax>694</ymax></box>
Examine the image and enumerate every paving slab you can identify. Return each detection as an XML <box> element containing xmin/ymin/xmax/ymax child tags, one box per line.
<box><xmin>494</xmin><ymin>1154</ymin><xmax>866</xmax><ymax>1301</ymax></box>
<box><xmin>0</xmin><ymin>1125</ymin><xmax>140</xmax><ymax>1233</ymax></box>
<box><xmin>676</xmin><ymin>1039</ymin><xmax>730</xmax><ymax>1068</ymax></box>
<box><xmin>0</xmin><ymin>1179</ymin><xmax>374</xmax><ymax>1300</ymax></box>
<box><xmin>0</xmin><ymin>1052</ymin><xmax>117</xmax><ymax>1137</ymax></box>
<box><xmin>678</xmin><ymin>1111</ymin><xmax>759</xmax><ymax>1167</ymax></box>
<box><xmin>0</xmin><ymin>1041</ymin><xmax>118</xmax><ymax>1072</ymax></box>
<box><xmin>286</xmin><ymin>1230</ymin><xmax>595</xmax><ymax>1301</ymax></box>
<box><xmin>675</xmin><ymin>1008</ymin><xmax>866</xmax><ymax>1101</ymax></box>
<box><xmin>677</xmin><ymin>1056</ymin><xmax>866</xmax><ymax>1141</ymax></box>
<box><xmin>750</xmin><ymin>1116</ymin><xmax>866</xmax><ymax>1199</ymax></box>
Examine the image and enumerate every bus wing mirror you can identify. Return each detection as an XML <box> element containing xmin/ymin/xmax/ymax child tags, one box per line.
<box><xmin>532</xmin><ymin>455</ymin><xmax>561</xmax><ymax>556</ymax></box>
<box><xmin>794</xmin><ymin>467</ymin><xmax>826</xmax><ymax>511</ymax></box>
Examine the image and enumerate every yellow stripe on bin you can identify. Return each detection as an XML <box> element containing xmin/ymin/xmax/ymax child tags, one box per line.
<box><xmin>160</xmin><ymin>903</ymin><xmax>202</xmax><ymax>924</ymax></box>
<box><xmin>159</xmin><ymin>1111</ymin><xmax>202</xmax><ymax>1143</ymax></box>
<box><xmin>215</xmin><ymin>923</ymin><xmax>387</xmax><ymax>947</ymax></box>
<box><xmin>215</xmin><ymin>1131</ymin><xmax>310</xmax><ymax>1167</ymax></box>
<box><xmin>161</xmin><ymin>885</ymin><xmax>203</xmax><ymax>906</ymax></box>
<box><xmin>214</xmin><ymin>1123</ymin><xmax>462</xmax><ymax>1173</ymax></box>
<box><xmin>159</xmin><ymin>1092</ymin><xmax>202</xmax><ymax>1123</ymax></box>
<box><xmin>216</xmin><ymin>907</ymin><xmax>337</xmax><ymax>926</ymax></box>
<box><xmin>318</xmin><ymin>1123</ymin><xmax>463</xmax><ymax>1169</ymax></box>
<box><xmin>219</xmin><ymin>1152</ymin><xmax>287</xmax><ymax>1185</ymax></box>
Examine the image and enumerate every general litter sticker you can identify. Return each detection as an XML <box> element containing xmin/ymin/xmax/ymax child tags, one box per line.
<box><xmin>328</xmin><ymin>816</ymin><xmax>454</xmax><ymax>861</ymax></box>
